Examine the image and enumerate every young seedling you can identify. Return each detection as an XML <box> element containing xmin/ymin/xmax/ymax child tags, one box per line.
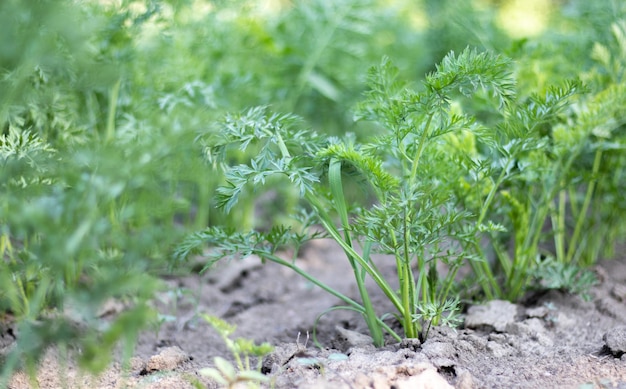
<box><xmin>199</xmin><ymin>315</ymin><xmax>273</xmax><ymax>389</ymax></box>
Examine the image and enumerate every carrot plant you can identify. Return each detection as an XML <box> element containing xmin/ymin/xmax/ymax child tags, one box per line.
<box><xmin>178</xmin><ymin>48</ymin><xmax>518</xmax><ymax>344</ymax></box>
<box><xmin>0</xmin><ymin>0</ymin><xmax>218</xmax><ymax>380</ymax></box>
<box><xmin>179</xmin><ymin>33</ymin><xmax>626</xmax><ymax>342</ymax></box>
<box><xmin>469</xmin><ymin>20</ymin><xmax>626</xmax><ymax>299</ymax></box>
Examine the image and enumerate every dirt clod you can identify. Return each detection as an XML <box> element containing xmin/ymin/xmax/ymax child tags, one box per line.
<box><xmin>334</xmin><ymin>326</ymin><xmax>374</xmax><ymax>349</ymax></box>
<box><xmin>525</xmin><ymin>306</ymin><xmax>549</xmax><ymax>318</ymax></box>
<box><xmin>464</xmin><ymin>299</ymin><xmax>518</xmax><ymax>332</ymax></box>
<box><xmin>394</xmin><ymin>367</ymin><xmax>454</xmax><ymax>389</ymax></box>
<box><xmin>603</xmin><ymin>326</ymin><xmax>626</xmax><ymax>357</ymax></box>
<box><xmin>145</xmin><ymin>346</ymin><xmax>190</xmax><ymax>373</ymax></box>
<box><xmin>454</xmin><ymin>369</ymin><xmax>479</xmax><ymax>389</ymax></box>
<box><xmin>612</xmin><ymin>284</ymin><xmax>626</xmax><ymax>302</ymax></box>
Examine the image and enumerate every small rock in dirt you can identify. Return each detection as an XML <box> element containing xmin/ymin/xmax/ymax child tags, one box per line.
<box><xmin>394</xmin><ymin>368</ymin><xmax>454</xmax><ymax>389</ymax></box>
<box><xmin>487</xmin><ymin>333</ymin><xmax>509</xmax><ymax>345</ymax></box>
<box><xmin>465</xmin><ymin>300</ymin><xmax>518</xmax><ymax>332</ymax></box>
<box><xmin>612</xmin><ymin>284</ymin><xmax>626</xmax><ymax>302</ymax></box>
<box><xmin>352</xmin><ymin>372</ymin><xmax>384</xmax><ymax>389</ymax></box>
<box><xmin>129</xmin><ymin>357</ymin><xmax>146</xmax><ymax>372</ymax></box>
<box><xmin>399</xmin><ymin>338</ymin><xmax>421</xmax><ymax>351</ymax></box>
<box><xmin>455</xmin><ymin>369</ymin><xmax>479</xmax><ymax>389</ymax></box>
<box><xmin>421</xmin><ymin>340</ymin><xmax>457</xmax><ymax>360</ymax></box>
<box><xmin>456</xmin><ymin>333</ymin><xmax>488</xmax><ymax>352</ymax></box>
<box><xmin>97</xmin><ymin>298</ymin><xmax>126</xmax><ymax>318</ymax></box>
<box><xmin>430</xmin><ymin>325</ymin><xmax>458</xmax><ymax>338</ymax></box>
<box><xmin>603</xmin><ymin>326</ymin><xmax>626</xmax><ymax>357</ymax></box>
<box><xmin>505</xmin><ymin>318</ymin><xmax>544</xmax><ymax>335</ymax></box>
<box><xmin>145</xmin><ymin>346</ymin><xmax>189</xmax><ymax>372</ymax></box>
<box><xmin>486</xmin><ymin>340</ymin><xmax>512</xmax><ymax>358</ymax></box>
<box><xmin>505</xmin><ymin>319</ymin><xmax>553</xmax><ymax>347</ymax></box>
<box><xmin>525</xmin><ymin>306</ymin><xmax>549</xmax><ymax>318</ymax></box>
<box><xmin>430</xmin><ymin>357</ymin><xmax>455</xmax><ymax>371</ymax></box>
<box><xmin>596</xmin><ymin>296</ymin><xmax>626</xmax><ymax>322</ymax></box>
<box><xmin>554</xmin><ymin>311</ymin><xmax>577</xmax><ymax>328</ymax></box>
<box><xmin>334</xmin><ymin>326</ymin><xmax>374</xmax><ymax>349</ymax></box>
<box><xmin>263</xmin><ymin>345</ymin><xmax>307</xmax><ymax>375</ymax></box>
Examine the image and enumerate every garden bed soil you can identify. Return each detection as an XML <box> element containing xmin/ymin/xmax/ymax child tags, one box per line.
<box><xmin>7</xmin><ymin>239</ymin><xmax>626</xmax><ymax>388</ymax></box>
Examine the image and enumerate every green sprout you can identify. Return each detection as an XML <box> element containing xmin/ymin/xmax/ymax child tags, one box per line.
<box><xmin>199</xmin><ymin>315</ymin><xmax>273</xmax><ymax>389</ymax></box>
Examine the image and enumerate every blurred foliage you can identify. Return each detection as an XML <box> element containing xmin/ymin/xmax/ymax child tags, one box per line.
<box><xmin>0</xmin><ymin>0</ymin><xmax>625</xmax><ymax>378</ymax></box>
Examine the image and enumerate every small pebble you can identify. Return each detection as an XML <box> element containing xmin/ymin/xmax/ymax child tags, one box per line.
<box><xmin>145</xmin><ymin>346</ymin><xmax>189</xmax><ymax>372</ymax></box>
<box><xmin>465</xmin><ymin>300</ymin><xmax>518</xmax><ymax>332</ymax></box>
<box><xmin>611</xmin><ymin>284</ymin><xmax>626</xmax><ymax>302</ymax></box>
<box><xmin>603</xmin><ymin>326</ymin><xmax>626</xmax><ymax>357</ymax></box>
<box><xmin>525</xmin><ymin>306</ymin><xmax>548</xmax><ymax>318</ymax></box>
<box><xmin>335</xmin><ymin>326</ymin><xmax>374</xmax><ymax>348</ymax></box>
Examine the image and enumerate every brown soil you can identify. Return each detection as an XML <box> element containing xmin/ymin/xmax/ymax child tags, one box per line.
<box><xmin>7</xmin><ymin>239</ymin><xmax>626</xmax><ymax>389</ymax></box>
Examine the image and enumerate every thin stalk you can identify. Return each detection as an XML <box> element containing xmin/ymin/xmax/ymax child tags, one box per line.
<box><xmin>271</xmin><ymin>130</ymin><xmax>403</xmax><ymax>313</ymax></box>
<box><xmin>508</xmin><ymin>142</ymin><xmax>586</xmax><ymax>299</ymax></box>
<box><xmin>510</xmin><ymin>193</ymin><xmax>549</xmax><ymax>300</ymax></box>
<box><xmin>568</xmin><ymin>187</ymin><xmax>580</xmax><ymax>220</ymax></box>
<box><xmin>477</xmin><ymin>159</ymin><xmax>512</xmax><ymax>226</ymax></box>
<box><xmin>409</xmin><ymin>113</ymin><xmax>434</xmax><ymax>184</ymax></box>
<box><xmin>388</xmin><ymin>224</ymin><xmax>418</xmax><ymax>336</ymax></box>
<box><xmin>312</xmin><ymin>306</ymin><xmax>402</xmax><ymax>347</ymax></box>
<box><xmin>306</xmin><ymin>193</ymin><xmax>404</xmax><ymax>313</ymax></box>
<box><xmin>0</xmin><ymin>234</ymin><xmax>13</xmax><ymax>263</ymax></box>
<box><xmin>472</xmin><ymin>157</ymin><xmax>516</xmax><ymax>298</ymax></box>
<box><xmin>439</xmin><ymin>263</ymin><xmax>460</xmax><ymax>304</ymax></box>
<box><xmin>232</xmin><ymin>344</ymin><xmax>244</xmax><ymax>371</ymax></box>
<box><xmin>15</xmin><ymin>277</ymin><xmax>29</xmax><ymax>317</ymax></box>
<box><xmin>566</xmin><ymin>149</ymin><xmax>602</xmax><ymax>265</ymax></box>
<box><xmin>509</xmin><ymin>188</ymin><xmax>555</xmax><ymax>300</ymax></box>
<box><xmin>194</xmin><ymin>180</ymin><xmax>211</xmax><ymax>229</ymax></box>
<box><xmin>467</xmin><ymin>239</ymin><xmax>498</xmax><ymax>300</ymax></box>
<box><xmin>403</xmin><ymin>113</ymin><xmax>434</xmax><ymax>338</ymax></box>
<box><xmin>361</xmin><ymin>240</ymin><xmax>383</xmax><ymax>278</ymax></box>
<box><xmin>272</xmin><ymin>129</ymin><xmax>402</xmax><ymax>343</ymax></box>
<box><xmin>417</xmin><ymin>254</ymin><xmax>428</xmax><ymax>305</ymax></box>
<box><xmin>329</xmin><ymin>158</ymin><xmax>384</xmax><ymax>346</ymax></box>
<box><xmin>258</xmin><ymin>252</ymin><xmax>365</xmax><ymax>312</ymax></box>
<box><xmin>552</xmin><ymin>189</ymin><xmax>567</xmax><ymax>263</ymax></box>
<box><xmin>105</xmin><ymin>78</ymin><xmax>121</xmax><ymax>143</ymax></box>
<box><xmin>400</xmin><ymin>206</ymin><xmax>417</xmax><ymax>338</ymax></box>
<box><xmin>490</xmin><ymin>238</ymin><xmax>511</xmax><ymax>277</ymax></box>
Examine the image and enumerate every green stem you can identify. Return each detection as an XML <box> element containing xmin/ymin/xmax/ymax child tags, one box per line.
<box><xmin>306</xmin><ymin>193</ymin><xmax>404</xmax><ymax>313</ymax></box>
<box><xmin>195</xmin><ymin>179</ymin><xmax>212</xmax><ymax>229</ymax></box>
<box><xmin>328</xmin><ymin>158</ymin><xmax>384</xmax><ymax>346</ymax></box>
<box><xmin>477</xmin><ymin>158</ymin><xmax>512</xmax><ymax>226</ymax></box>
<box><xmin>566</xmin><ymin>149</ymin><xmax>602</xmax><ymax>265</ymax></box>
<box><xmin>553</xmin><ymin>189</ymin><xmax>566</xmax><ymax>263</ymax></box>
<box><xmin>260</xmin><ymin>252</ymin><xmax>365</xmax><ymax>313</ymax></box>
<box><xmin>272</xmin><ymin>131</ymin><xmax>403</xmax><ymax>314</ymax></box>
<box><xmin>265</xmin><ymin>218</ymin><xmax>403</xmax><ymax>345</ymax></box>
<box><xmin>472</xmin><ymin>157</ymin><xmax>516</xmax><ymax>298</ymax></box>
<box><xmin>409</xmin><ymin>113</ymin><xmax>434</xmax><ymax>184</ymax></box>
<box><xmin>567</xmin><ymin>187</ymin><xmax>580</xmax><ymax>221</ymax></box>
<box><xmin>400</xmin><ymin>206</ymin><xmax>417</xmax><ymax>338</ymax></box>
<box><xmin>105</xmin><ymin>78</ymin><xmax>121</xmax><ymax>143</ymax></box>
